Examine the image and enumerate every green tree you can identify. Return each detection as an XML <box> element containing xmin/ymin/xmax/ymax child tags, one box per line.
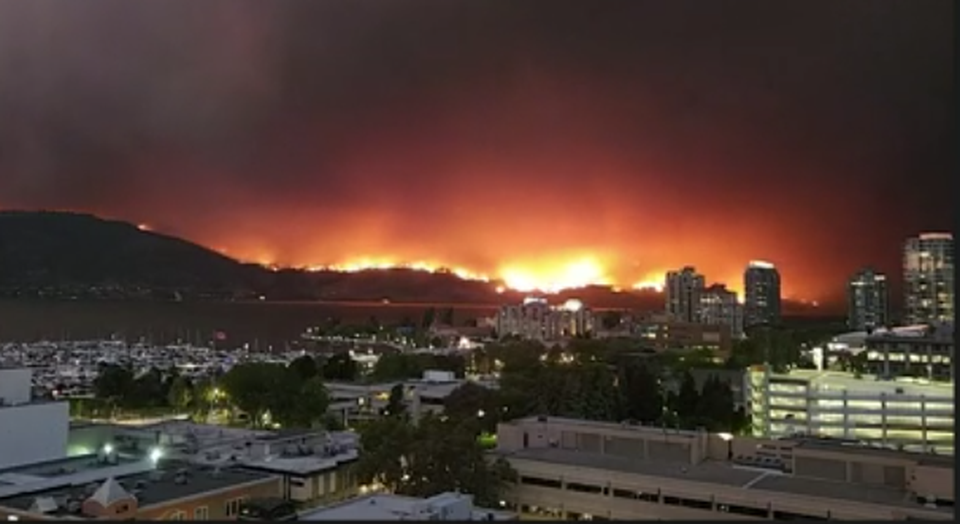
<box><xmin>321</xmin><ymin>352</ymin><xmax>360</xmax><ymax>381</ymax></box>
<box><xmin>355</xmin><ymin>414</ymin><xmax>515</xmax><ymax>508</ymax></box>
<box><xmin>283</xmin><ymin>376</ymin><xmax>330</xmax><ymax>428</ymax></box>
<box><xmin>617</xmin><ymin>360</ymin><xmax>663</xmax><ymax>423</ymax></box>
<box><xmin>443</xmin><ymin>382</ymin><xmax>500</xmax><ymax>433</ymax></box>
<box><xmin>440</xmin><ymin>307</ymin><xmax>455</xmax><ymax>326</ymax></box>
<box><xmin>93</xmin><ymin>364</ymin><xmax>135</xmax><ymax>409</ymax></box>
<box><xmin>421</xmin><ymin>307</ymin><xmax>437</xmax><ymax>329</ymax></box>
<box><xmin>372</xmin><ymin>353</ymin><xmax>423</xmax><ymax>381</ymax></box>
<box><xmin>288</xmin><ymin>354</ymin><xmax>320</xmax><ymax>381</ymax></box>
<box><xmin>384</xmin><ymin>384</ymin><xmax>407</xmax><ymax>418</ymax></box>
<box><xmin>673</xmin><ymin>371</ymin><xmax>700</xmax><ymax>424</ymax></box>
<box><xmin>220</xmin><ymin>363</ymin><xmax>299</xmax><ymax>428</ymax></box>
<box><xmin>166</xmin><ymin>375</ymin><xmax>194</xmax><ymax>412</ymax></box>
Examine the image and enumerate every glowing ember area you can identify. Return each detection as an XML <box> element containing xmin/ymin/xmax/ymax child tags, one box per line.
<box><xmin>633</xmin><ymin>280</ymin><xmax>665</xmax><ymax>293</ymax></box>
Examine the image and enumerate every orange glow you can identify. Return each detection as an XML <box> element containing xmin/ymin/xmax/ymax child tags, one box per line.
<box><xmin>498</xmin><ymin>255</ymin><xmax>609</xmax><ymax>293</ymax></box>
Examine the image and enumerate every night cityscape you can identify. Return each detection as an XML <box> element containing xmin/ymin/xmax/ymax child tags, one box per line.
<box><xmin>0</xmin><ymin>1</ymin><xmax>954</xmax><ymax>521</ymax></box>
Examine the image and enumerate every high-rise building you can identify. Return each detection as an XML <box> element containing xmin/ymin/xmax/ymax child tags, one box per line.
<box><xmin>743</xmin><ymin>261</ymin><xmax>781</xmax><ymax>328</ymax></box>
<box><xmin>665</xmin><ymin>267</ymin><xmax>705</xmax><ymax>322</ymax></box>
<box><xmin>700</xmin><ymin>283</ymin><xmax>744</xmax><ymax>338</ymax></box>
<box><xmin>496</xmin><ymin>298</ymin><xmax>594</xmax><ymax>341</ymax></box>
<box><xmin>904</xmin><ymin>233</ymin><xmax>954</xmax><ymax>325</ymax></box>
<box><xmin>847</xmin><ymin>268</ymin><xmax>889</xmax><ymax>331</ymax></box>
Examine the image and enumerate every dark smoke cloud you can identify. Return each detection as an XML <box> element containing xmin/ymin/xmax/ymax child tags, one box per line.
<box><xmin>0</xmin><ymin>0</ymin><xmax>952</xmax><ymax>304</ymax></box>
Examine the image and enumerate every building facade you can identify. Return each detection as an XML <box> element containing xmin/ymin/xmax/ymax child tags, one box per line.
<box><xmin>699</xmin><ymin>284</ymin><xmax>744</xmax><ymax>339</ymax></box>
<box><xmin>747</xmin><ymin>366</ymin><xmax>953</xmax><ymax>454</ymax></box>
<box><xmin>847</xmin><ymin>268</ymin><xmax>889</xmax><ymax>330</ymax></box>
<box><xmin>864</xmin><ymin>323</ymin><xmax>954</xmax><ymax>381</ymax></box>
<box><xmin>904</xmin><ymin>233</ymin><xmax>954</xmax><ymax>324</ymax></box>
<box><xmin>494</xmin><ymin>416</ymin><xmax>953</xmax><ymax>521</ymax></box>
<box><xmin>0</xmin><ymin>368</ymin><xmax>70</xmax><ymax>470</ymax></box>
<box><xmin>633</xmin><ymin>314</ymin><xmax>733</xmax><ymax>357</ymax></box>
<box><xmin>665</xmin><ymin>267</ymin><xmax>705</xmax><ymax>323</ymax></box>
<box><xmin>743</xmin><ymin>261</ymin><xmax>781</xmax><ymax>328</ymax></box>
<box><xmin>495</xmin><ymin>298</ymin><xmax>594</xmax><ymax>341</ymax></box>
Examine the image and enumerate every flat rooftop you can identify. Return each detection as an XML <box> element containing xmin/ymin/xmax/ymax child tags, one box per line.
<box><xmin>299</xmin><ymin>492</ymin><xmax>514</xmax><ymax>521</ymax></box>
<box><xmin>769</xmin><ymin>370</ymin><xmax>954</xmax><ymax>398</ymax></box>
<box><xmin>506</xmin><ymin>416</ymin><xmax>703</xmax><ymax>438</ymax></box>
<box><xmin>0</xmin><ymin>460</ymin><xmax>277</xmax><ymax>518</ymax></box>
<box><xmin>498</xmin><ymin>447</ymin><xmax>953</xmax><ymax>515</ymax></box>
<box><xmin>793</xmin><ymin>439</ymin><xmax>955</xmax><ymax>468</ymax></box>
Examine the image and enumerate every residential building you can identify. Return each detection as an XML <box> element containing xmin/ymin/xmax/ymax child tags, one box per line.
<box><xmin>665</xmin><ymin>267</ymin><xmax>705</xmax><ymax>323</ymax></box>
<box><xmin>298</xmin><ymin>491</ymin><xmax>516</xmax><ymax>521</ymax></box>
<box><xmin>743</xmin><ymin>260</ymin><xmax>782</xmax><ymax>328</ymax></box>
<box><xmin>495</xmin><ymin>298</ymin><xmax>594</xmax><ymax>341</ymax></box>
<box><xmin>904</xmin><ymin>233</ymin><xmax>954</xmax><ymax>324</ymax></box>
<box><xmin>864</xmin><ymin>323</ymin><xmax>954</xmax><ymax>381</ymax></box>
<box><xmin>747</xmin><ymin>366</ymin><xmax>953</xmax><ymax>454</ymax></box>
<box><xmin>494</xmin><ymin>416</ymin><xmax>953</xmax><ymax>521</ymax></box>
<box><xmin>0</xmin><ymin>454</ymin><xmax>281</xmax><ymax>521</ymax></box>
<box><xmin>847</xmin><ymin>268</ymin><xmax>890</xmax><ymax>330</ymax></box>
<box><xmin>699</xmin><ymin>284</ymin><xmax>744</xmax><ymax>338</ymax></box>
<box><xmin>633</xmin><ymin>313</ymin><xmax>732</xmax><ymax>357</ymax></box>
<box><xmin>0</xmin><ymin>367</ymin><xmax>70</xmax><ymax>470</ymax></box>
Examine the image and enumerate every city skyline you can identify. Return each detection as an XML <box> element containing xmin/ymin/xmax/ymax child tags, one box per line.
<box><xmin>0</xmin><ymin>0</ymin><xmax>951</xmax><ymax>306</ymax></box>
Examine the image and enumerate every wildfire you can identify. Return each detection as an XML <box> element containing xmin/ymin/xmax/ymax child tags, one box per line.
<box><xmin>306</xmin><ymin>259</ymin><xmax>490</xmax><ymax>282</ymax></box>
<box><xmin>498</xmin><ymin>256</ymin><xmax>610</xmax><ymax>293</ymax></box>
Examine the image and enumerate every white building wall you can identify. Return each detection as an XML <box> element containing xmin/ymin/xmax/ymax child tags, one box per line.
<box><xmin>0</xmin><ymin>368</ymin><xmax>32</xmax><ymax>405</ymax></box>
<box><xmin>0</xmin><ymin>401</ymin><xmax>70</xmax><ymax>469</ymax></box>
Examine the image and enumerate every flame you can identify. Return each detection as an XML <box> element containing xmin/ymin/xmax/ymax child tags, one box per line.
<box><xmin>498</xmin><ymin>256</ymin><xmax>609</xmax><ymax>293</ymax></box>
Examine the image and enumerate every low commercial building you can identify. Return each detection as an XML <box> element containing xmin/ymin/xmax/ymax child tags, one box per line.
<box><xmin>632</xmin><ymin>314</ymin><xmax>733</xmax><ymax>357</ymax></box>
<box><xmin>298</xmin><ymin>491</ymin><xmax>516</xmax><ymax>521</ymax></box>
<box><xmin>70</xmin><ymin>420</ymin><xmax>361</xmax><ymax>509</ymax></box>
<box><xmin>494</xmin><ymin>416</ymin><xmax>953</xmax><ymax>521</ymax></box>
<box><xmin>0</xmin><ymin>367</ymin><xmax>70</xmax><ymax>470</ymax></box>
<box><xmin>326</xmin><ymin>370</ymin><xmax>496</xmax><ymax>425</ymax></box>
<box><xmin>747</xmin><ymin>366</ymin><xmax>953</xmax><ymax>454</ymax></box>
<box><xmin>0</xmin><ymin>453</ymin><xmax>281</xmax><ymax>521</ymax></box>
<box><xmin>864</xmin><ymin>323</ymin><xmax>954</xmax><ymax>381</ymax></box>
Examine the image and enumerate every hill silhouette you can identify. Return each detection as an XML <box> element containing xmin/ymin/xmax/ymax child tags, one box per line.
<box><xmin>0</xmin><ymin>211</ymin><xmax>821</xmax><ymax>314</ymax></box>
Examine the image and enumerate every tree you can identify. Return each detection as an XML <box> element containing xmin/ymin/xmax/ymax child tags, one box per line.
<box><xmin>443</xmin><ymin>382</ymin><xmax>500</xmax><ymax>433</ymax></box>
<box><xmin>321</xmin><ymin>352</ymin><xmax>360</xmax><ymax>382</ymax></box>
<box><xmin>384</xmin><ymin>384</ymin><xmax>407</xmax><ymax>418</ymax></box>
<box><xmin>93</xmin><ymin>364</ymin><xmax>135</xmax><ymax>408</ymax></box>
<box><xmin>420</xmin><ymin>307</ymin><xmax>437</xmax><ymax>329</ymax></box>
<box><xmin>355</xmin><ymin>414</ymin><xmax>515</xmax><ymax>508</ymax></box>
<box><xmin>440</xmin><ymin>307</ymin><xmax>455</xmax><ymax>326</ymax></box>
<box><xmin>220</xmin><ymin>363</ymin><xmax>299</xmax><ymax>428</ymax></box>
<box><xmin>282</xmin><ymin>376</ymin><xmax>330</xmax><ymax>428</ymax></box>
<box><xmin>617</xmin><ymin>360</ymin><xmax>663</xmax><ymax>423</ymax></box>
<box><xmin>289</xmin><ymin>354</ymin><xmax>320</xmax><ymax>382</ymax></box>
<box><xmin>166</xmin><ymin>375</ymin><xmax>194</xmax><ymax>412</ymax></box>
<box><xmin>672</xmin><ymin>370</ymin><xmax>700</xmax><ymax>425</ymax></box>
<box><xmin>372</xmin><ymin>353</ymin><xmax>423</xmax><ymax>381</ymax></box>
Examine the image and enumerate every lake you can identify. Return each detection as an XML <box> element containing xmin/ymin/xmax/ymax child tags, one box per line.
<box><xmin>0</xmin><ymin>300</ymin><xmax>499</xmax><ymax>346</ymax></box>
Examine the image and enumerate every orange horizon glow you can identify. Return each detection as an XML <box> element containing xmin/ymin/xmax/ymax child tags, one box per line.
<box><xmin>245</xmin><ymin>254</ymin><xmax>756</xmax><ymax>298</ymax></box>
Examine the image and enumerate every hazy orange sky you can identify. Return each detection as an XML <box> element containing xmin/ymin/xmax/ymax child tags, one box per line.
<box><xmin>0</xmin><ymin>0</ymin><xmax>952</xmax><ymax>309</ymax></box>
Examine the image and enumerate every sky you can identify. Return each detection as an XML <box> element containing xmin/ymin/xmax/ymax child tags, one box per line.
<box><xmin>0</xmin><ymin>0</ymin><xmax>952</xmax><ymax>308</ymax></box>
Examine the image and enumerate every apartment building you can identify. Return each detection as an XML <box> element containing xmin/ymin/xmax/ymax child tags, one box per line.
<box><xmin>496</xmin><ymin>298</ymin><xmax>595</xmax><ymax>341</ymax></box>
<box><xmin>665</xmin><ymin>267</ymin><xmax>705</xmax><ymax>323</ymax></box>
<box><xmin>747</xmin><ymin>366</ymin><xmax>953</xmax><ymax>454</ymax></box>
<box><xmin>699</xmin><ymin>284</ymin><xmax>745</xmax><ymax>339</ymax></box>
<box><xmin>903</xmin><ymin>232</ymin><xmax>954</xmax><ymax>324</ymax></box>
<box><xmin>744</xmin><ymin>261</ymin><xmax>782</xmax><ymax>328</ymax></box>
<box><xmin>847</xmin><ymin>268</ymin><xmax>890</xmax><ymax>330</ymax></box>
<box><xmin>864</xmin><ymin>323</ymin><xmax>954</xmax><ymax>381</ymax></box>
<box><xmin>0</xmin><ymin>455</ymin><xmax>280</xmax><ymax>521</ymax></box>
<box><xmin>494</xmin><ymin>416</ymin><xmax>953</xmax><ymax>521</ymax></box>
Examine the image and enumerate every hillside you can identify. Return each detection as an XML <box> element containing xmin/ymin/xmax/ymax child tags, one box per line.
<box><xmin>0</xmin><ymin>211</ymin><xmax>824</xmax><ymax>313</ymax></box>
<box><xmin>0</xmin><ymin>211</ymin><xmax>268</xmax><ymax>299</ymax></box>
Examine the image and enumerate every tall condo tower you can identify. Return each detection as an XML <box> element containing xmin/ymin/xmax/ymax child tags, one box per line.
<box><xmin>665</xmin><ymin>266</ymin><xmax>705</xmax><ymax>323</ymax></box>
<box><xmin>903</xmin><ymin>233</ymin><xmax>954</xmax><ymax>324</ymax></box>
<box><xmin>847</xmin><ymin>268</ymin><xmax>889</xmax><ymax>331</ymax></box>
<box><xmin>744</xmin><ymin>260</ymin><xmax>781</xmax><ymax>328</ymax></box>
